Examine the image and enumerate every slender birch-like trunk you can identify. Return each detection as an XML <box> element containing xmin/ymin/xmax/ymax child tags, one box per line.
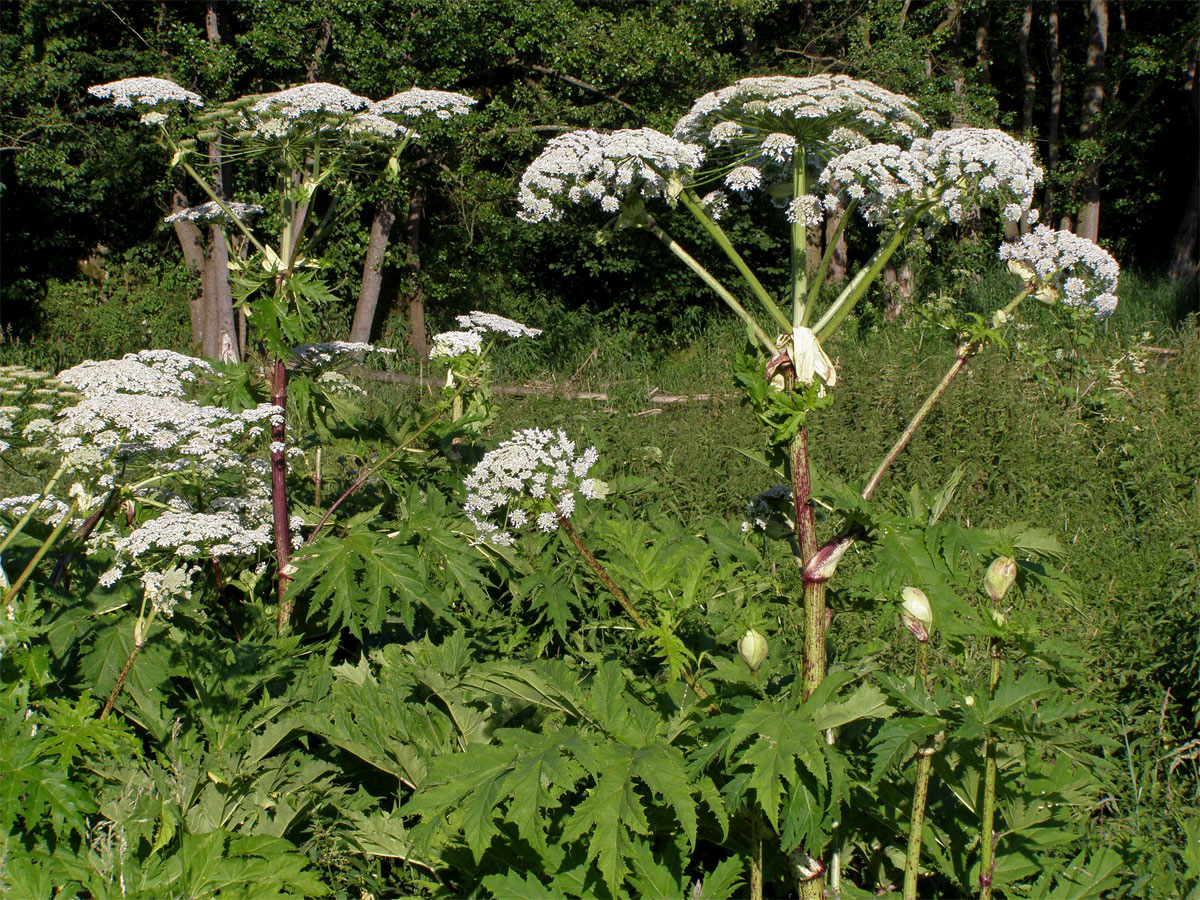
<box><xmin>350</xmin><ymin>199</ymin><xmax>396</xmax><ymax>342</ymax></box>
<box><xmin>1077</xmin><ymin>0</ymin><xmax>1109</xmax><ymax>242</ymax></box>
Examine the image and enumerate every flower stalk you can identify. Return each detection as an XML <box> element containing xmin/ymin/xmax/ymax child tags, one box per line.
<box><xmin>1</xmin><ymin>501</ymin><xmax>79</xmax><ymax>608</ymax></box>
<box><xmin>903</xmin><ymin>631</ymin><xmax>936</xmax><ymax>900</ymax></box>
<box><xmin>557</xmin><ymin>514</ymin><xmax>713</xmax><ymax>704</ymax></box>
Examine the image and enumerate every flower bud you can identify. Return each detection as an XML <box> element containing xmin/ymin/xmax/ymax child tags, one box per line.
<box><xmin>737</xmin><ymin>628</ymin><xmax>769</xmax><ymax>673</ymax></box>
<box><xmin>900</xmin><ymin>586</ymin><xmax>932</xmax><ymax>643</ymax></box>
<box><xmin>984</xmin><ymin>556</ymin><xmax>1018</xmax><ymax>603</ymax></box>
<box><xmin>802</xmin><ymin>535</ymin><xmax>854</xmax><ymax>583</ymax></box>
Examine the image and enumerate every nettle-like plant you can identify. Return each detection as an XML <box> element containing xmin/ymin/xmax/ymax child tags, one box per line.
<box><xmin>402</xmin><ymin>74</ymin><xmax>1123</xmax><ymax>898</ymax></box>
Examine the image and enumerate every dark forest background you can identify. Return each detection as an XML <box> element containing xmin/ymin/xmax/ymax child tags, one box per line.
<box><xmin>2</xmin><ymin>0</ymin><xmax>1197</xmax><ymax>351</ymax></box>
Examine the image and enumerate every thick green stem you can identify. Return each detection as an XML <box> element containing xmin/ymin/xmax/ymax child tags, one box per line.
<box><xmin>676</xmin><ymin>190</ymin><xmax>792</xmax><ymax>334</ymax></box>
<box><xmin>980</xmin><ymin>638</ymin><xmax>1003</xmax><ymax>900</ymax></box>
<box><xmin>791</xmin><ymin>151</ymin><xmax>809</xmax><ymax>329</ymax></box>
<box><xmin>791</xmin><ymin>426</ymin><xmax>828</xmax><ymax>900</ymax></box>
<box><xmin>1</xmin><ymin>502</ymin><xmax>78</xmax><ymax>607</ymax></box>
<box><xmin>904</xmin><ymin>639</ymin><xmax>935</xmax><ymax>900</ymax></box>
<box><xmin>750</xmin><ymin>814</ymin><xmax>765</xmax><ymax>900</ymax></box>
<box><xmin>643</xmin><ymin>218</ymin><xmax>778</xmax><ymax>354</ymax></box>
<box><xmin>177</xmin><ymin>159</ymin><xmax>268</xmax><ymax>257</ymax></box>
<box><xmin>813</xmin><ymin>213</ymin><xmax>922</xmax><ymax>340</ymax></box>
<box><xmin>0</xmin><ymin>460</ymin><xmax>68</xmax><ymax>558</ymax></box>
<box><xmin>805</xmin><ymin>198</ymin><xmax>859</xmax><ymax>317</ymax></box>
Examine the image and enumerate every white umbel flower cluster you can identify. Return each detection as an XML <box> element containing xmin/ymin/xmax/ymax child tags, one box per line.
<box><xmin>517</xmin><ymin>128</ymin><xmax>705</xmax><ymax>223</ymax></box>
<box><xmin>674</xmin><ymin>75</ymin><xmax>926</xmax><ymax>150</ymax></box>
<box><xmin>463</xmin><ymin>428</ymin><xmax>603</xmax><ymax>546</ymax></box>
<box><xmin>429</xmin><ymin>330</ymin><xmax>485</xmax><ymax>360</ymax></box>
<box><xmin>910</xmin><ymin>128</ymin><xmax>1042</xmax><ymax>224</ymax></box>
<box><xmin>250</xmin><ymin>82</ymin><xmax>371</xmax><ymax>118</ymax></box>
<box><xmin>998</xmin><ymin>226</ymin><xmax>1120</xmax><ymax>317</ymax></box>
<box><xmin>454</xmin><ymin>311</ymin><xmax>542</xmax><ymax>338</ymax></box>
<box><xmin>818</xmin><ymin>143</ymin><xmax>935</xmax><ymax>224</ymax></box>
<box><xmin>819</xmin><ymin>127</ymin><xmax>1043</xmax><ymax>226</ymax></box>
<box><xmin>58</xmin><ymin>350</ymin><xmax>213</xmax><ymax>399</ymax></box>
<box><xmin>88</xmin><ymin>77</ymin><xmax>203</xmax><ymax>108</ymax></box>
<box><xmin>373</xmin><ymin>88</ymin><xmax>476</xmax><ymax>120</ymax></box>
<box><xmin>289</xmin><ymin>341</ymin><xmax>395</xmax><ymax>373</ymax></box>
<box><xmin>431</xmin><ymin>312</ymin><xmax>541</xmax><ymax>360</ymax></box>
<box><xmin>163</xmin><ymin>201</ymin><xmax>265</xmax><ymax>225</ymax></box>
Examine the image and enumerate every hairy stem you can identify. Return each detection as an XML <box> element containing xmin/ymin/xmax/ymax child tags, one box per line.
<box><xmin>100</xmin><ymin>610</ymin><xmax>156</xmax><ymax>719</ymax></box>
<box><xmin>271</xmin><ymin>359</ymin><xmax>294</xmax><ymax>635</ymax></box>
<box><xmin>791</xmin><ymin>426</ymin><xmax>828</xmax><ymax>900</ymax></box>
<box><xmin>750</xmin><ymin>813</ymin><xmax>765</xmax><ymax>900</ymax></box>
<box><xmin>305</xmin><ymin>403</ymin><xmax>452</xmax><ymax>545</ymax></box>
<box><xmin>176</xmin><ymin>158</ymin><xmax>267</xmax><ymax>257</ymax></box>
<box><xmin>791</xmin><ymin>150</ymin><xmax>809</xmax><ymax>328</ymax></box>
<box><xmin>864</xmin><ymin>287</ymin><xmax>1031</xmax><ymax>500</ymax></box>
<box><xmin>643</xmin><ymin>217</ymin><xmax>777</xmax><ymax>354</ymax></box>
<box><xmin>864</xmin><ymin>344</ymin><xmax>975</xmax><ymax>500</ymax></box>
<box><xmin>557</xmin><ymin>515</ymin><xmax>712</xmax><ymax>703</ymax></box>
<box><xmin>980</xmin><ymin>636</ymin><xmax>1003</xmax><ymax>900</ymax></box>
<box><xmin>904</xmin><ymin>639</ymin><xmax>935</xmax><ymax>900</ymax></box>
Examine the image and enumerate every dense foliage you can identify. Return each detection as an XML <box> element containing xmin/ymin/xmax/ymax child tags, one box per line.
<box><xmin>2</xmin><ymin>4</ymin><xmax>1198</xmax><ymax>899</ymax></box>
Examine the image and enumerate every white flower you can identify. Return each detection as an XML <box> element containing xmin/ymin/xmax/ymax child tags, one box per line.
<box><xmin>998</xmin><ymin>226</ymin><xmax>1120</xmax><ymax>318</ymax></box>
<box><xmin>759</xmin><ymin>132</ymin><xmax>797</xmax><ymax>162</ymax></box>
<box><xmin>463</xmin><ymin>428</ymin><xmax>600</xmax><ymax>545</ymax></box>
<box><xmin>701</xmin><ymin>190</ymin><xmax>729</xmax><ymax>220</ymax></box>
<box><xmin>250</xmin><ymin>82</ymin><xmax>370</xmax><ymax>118</ymax></box>
<box><xmin>88</xmin><ymin>77</ymin><xmax>203</xmax><ymax>108</ymax></box>
<box><xmin>163</xmin><ymin>201</ymin><xmax>265</xmax><ymax>225</ymax></box>
<box><xmin>373</xmin><ymin>88</ymin><xmax>476</xmax><ymax>120</ymax></box>
<box><xmin>289</xmin><ymin>341</ymin><xmax>393</xmax><ymax>372</ymax></box>
<box><xmin>430</xmin><ymin>330</ymin><xmax>484</xmax><ymax>359</ymax></box>
<box><xmin>454</xmin><ymin>311</ymin><xmax>542</xmax><ymax>338</ymax></box>
<box><xmin>725</xmin><ymin>165</ymin><xmax>762</xmax><ymax>194</ymax></box>
<box><xmin>786</xmin><ymin>194</ymin><xmax>824</xmax><ymax>227</ymax></box>
<box><xmin>674</xmin><ymin>74</ymin><xmax>925</xmax><ymax>148</ymax></box>
<box><xmin>518</xmin><ymin>128</ymin><xmax>704</xmax><ymax>223</ymax></box>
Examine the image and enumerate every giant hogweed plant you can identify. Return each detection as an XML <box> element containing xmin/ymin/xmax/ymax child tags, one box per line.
<box><xmin>87</xmin><ymin>76</ymin><xmax>476</xmax><ymax>633</ymax></box>
<box><xmin>436</xmin><ymin>74</ymin><xmax>1124</xmax><ymax>898</ymax></box>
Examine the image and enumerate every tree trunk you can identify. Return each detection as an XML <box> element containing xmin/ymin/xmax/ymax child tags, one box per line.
<box><xmin>202</xmin><ymin>1</ymin><xmax>239</xmax><ymax>361</ymax></box>
<box><xmin>204</xmin><ymin>226</ymin><xmax>239</xmax><ymax>361</ymax></box>
<box><xmin>1019</xmin><ymin>4</ymin><xmax>1036</xmax><ymax>137</ymax></box>
<box><xmin>1077</xmin><ymin>0</ymin><xmax>1108</xmax><ymax>243</ymax></box>
<box><xmin>350</xmin><ymin>199</ymin><xmax>396</xmax><ymax>343</ymax></box>
<box><xmin>169</xmin><ymin>188</ymin><xmax>206</xmax><ymax>348</ymax></box>
<box><xmin>806</xmin><ymin>219</ymin><xmax>822</xmax><ymax>274</ymax></box>
<box><xmin>1170</xmin><ymin>46</ymin><xmax>1200</xmax><ymax>279</ymax></box>
<box><xmin>404</xmin><ymin>192</ymin><xmax>428</xmax><ymax>358</ymax></box>
<box><xmin>975</xmin><ymin>9</ymin><xmax>991</xmax><ymax>87</ymax></box>
<box><xmin>1169</xmin><ymin>164</ymin><xmax>1200</xmax><ymax>279</ymax></box>
<box><xmin>824</xmin><ymin>210</ymin><xmax>847</xmax><ymax>284</ymax></box>
<box><xmin>1045</xmin><ymin>1</ymin><xmax>1064</xmax><ymax>219</ymax></box>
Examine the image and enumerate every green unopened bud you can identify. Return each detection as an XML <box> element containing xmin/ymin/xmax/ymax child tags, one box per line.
<box><xmin>900</xmin><ymin>586</ymin><xmax>932</xmax><ymax>642</ymax></box>
<box><xmin>737</xmin><ymin>628</ymin><xmax>769</xmax><ymax>673</ymax></box>
<box><xmin>984</xmin><ymin>556</ymin><xmax>1018</xmax><ymax>603</ymax></box>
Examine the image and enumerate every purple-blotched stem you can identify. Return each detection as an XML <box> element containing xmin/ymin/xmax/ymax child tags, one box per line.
<box><xmin>271</xmin><ymin>358</ymin><xmax>293</xmax><ymax>635</ymax></box>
